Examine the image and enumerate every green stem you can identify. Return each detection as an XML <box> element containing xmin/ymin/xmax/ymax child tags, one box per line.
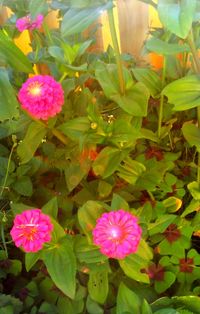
<box><xmin>107</xmin><ymin>7</ymin><xmax>125</xmax><ymax>95</ymax></box>
<box><xmin>1</xmin><ymin>224</ymin><xmax>8</xmax><ymax>258</ymax></box>
<box><xmin>31</xmin><ymin>116</ymin><xmax>68</xmax><ymax>145</ymax></box>
<box><xmin>187</xmin><ymin>29</ymin><xmax>200</xmax><ymax>186</ymax></box>
<box><xmin>158</xmin><ymin>57</ymin><xmax>166</xmax><ymax>138</ymax></box>
<box><xmin>59</xmin><ymin>72</ymin><xmax>68</xmax><ymax>83</ymax></box>
<box><xmin>0</xmin><ymin>144</ymin><xmax>15</xmax><ymax>198</ymax></box>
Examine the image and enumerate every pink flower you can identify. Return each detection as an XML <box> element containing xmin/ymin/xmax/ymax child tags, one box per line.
<box><xmin>93</xmin><ymin>210</ymin><xmax>142</xmax><ymax>259</ymax></box>
<box><xmin>18</xmin><ymin>75</ymin><xmax>64</xmax><ymax>120</ymax></box>
<box><xmin>10</xmin><ymin>209</ymin><xmax>53</xmax><ymax>252</ymax></box>
<box><xmin>16</xmin><ymin>14</ymin><xmax>44</xmax><ymax>32</ymax></box>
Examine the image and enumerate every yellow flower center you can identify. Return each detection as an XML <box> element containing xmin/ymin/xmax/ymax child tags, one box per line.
<box><xmin>28</xmin><ymin>82</ymin><xmax>42</xmax><ymax>96</ymax></box>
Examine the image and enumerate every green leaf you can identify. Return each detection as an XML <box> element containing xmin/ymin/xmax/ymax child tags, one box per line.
<box><xmin>111</xmin><ymin>193</ymin><xmax>129</xmax><ymax>211</ymax></box>
<box><xmin>162</xmin><ymin>197</ymin><xmax>182</xmax><ymax>213</ymax></box>
<box><xmin>157</xmin><ymin>0</ymin><xmax>196</xmax><ymax>39</ymax></box>
<box><xmin>75</xmin><ymin>236</ymin><xmax>107</xmax><ymax>264</ymax></box>
<box><xmin>172</xmin><ymin>295</ymin><xmax>200</xmax><ymax>312</ymax></box>
<box><xmin>119</xmin><ymin>240</ymin><xmax>153</xmax><ymax>283</ymax></box>
<box><xmin>187</xmin><ymin>181</ymin><xmax>200</xmax><ymax>200</ymax></box>
<box><xmin>65</xmin><ymin>163</ymin><xmax>89</xmax><ymax>192</ymax></box>
<box><xmin>42</xmin><ymin>197</ymin><xmax>58</xmax><ymax>220</ymax></box>
<box><xmin>12</xmin><ymin>176</ymin><xmax>33</xmax><ymax>196</ymax></box>
<box><xmin>155</xmin><ymin>272</ymin><xmax>176</xmax><ymax>294</ymax></box>
<box><xmin>182</xmin><ymin>123</ymin><xmax>200</xmax><ymax>153</ymax></box>
<box><xmin>98</xmin><ymin>180</ymin><xmax>112</xmax><ymax>198</ymax></box>
<box><xmin>92</xmin><ymin>147</ymin><xmax>127</xmax><ymax>178</ymax></box>
<box><xmin>42</xmin><ymin>238</ymin><xmax>76</xmax><ymax>299</ymax></box>
<box><xmin>117</xmin><ymin>157</ymin><xmax>146</xmax><ymax>185</ymax></box>
<box><xmin>25</xmin><ymin>252</ymin><xmax>41</xmax><ymax>272</ymax></box>
<box><xmin>95</xmin><ymin>61</ymin><xmax>149</xmax><ymax>116</ymax></box>
<box><xmin>141</xmin><ymin>299</ymin><xmax>153</xmax><ymax>314</ymax></box>
<box><xmin>58</xmin><ymin>117</ymin><xmax>90</xmax><ymax>140</ymax></box>
<box><xmin>148</xmin><ymin>215</ymin><xmax>176</xmax><ymax>235</ymax></box>
<box><xmin>117</xmin><ymin>282</ymin><xmax>141</xmax><ymax>314</ymax></box>
<box><xmin>86</xmin><ymin>296</ymin><xmax>104</xmax><ymax>314</ymax></box>
<box><xmin>78</xmin><ymin>201</ymin><xmax>104</xmax><ymax>241</ymax></box>
<box><xmin>0</xmin><ymin>69</ymin><xmax>19</xmax><ymax>121</ymax></box>
<box><xmin>61</xmin><ymin>3</ymin><xmax>112</xmax><ymax>37</ymax></box>
<box><xmin>181</xmin><ymin>199</ymin><xmax>200</xmax><ymax>217</ymax></box>
<box><xmin>88</xmin><ymin>270</ymin><xmax>108</xmax><ymax>304</ymax></box>
<box><xmin>132</xmin><ymin>68</ymin><xmax>162</xmax><ymax>97</ymax></box>
<box><xmin>17</xmin><ymin>122</ymin><xmax>47</xmax><ymax>164</ymax></box>
<box><xmin>0</xmin><ymin>30</ymin><xmax>33</xmax><ymax>73</ymax></box>
<box><xmin>163</xmin><ymin>75</ymin><xmax>200</xmax><ymax>111</ymax></box>
<box><xmin>146</xmin><ymin>37</ymin><xmax>190</xmax><ymax>55</ymax></box>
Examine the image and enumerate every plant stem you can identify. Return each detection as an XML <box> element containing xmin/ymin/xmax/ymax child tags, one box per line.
<box><xmin>59</xmin><ymin>72</ymin><xmax>68</xmax><ymax>83</ymax></box>
<box><xmin>107</xmin><ymin>6</ymin><xmax>125</xmax><ymax>95</ymax></box>
<box><xmin>158</xmin><ymin>57</ymin><xmax>166</xmax><ymax>138</ymax></box>
<box><xmin>0</xmin><ymin>144</ymin><xmax>15</xmax><ymax>198</ymax></box>
<box><xmin>1</xmin><ymin>223</ymin><xmax>8</xmax><ymax>258</ymax></box>
<box><xmin>187</xmin><ymin>29</ymin><xmax>200</xmax><ymax>186</ymax></box>
<box><xmin>31</xmin><ymin>116</ymin><xmax>68</xmax><ymax>145</ymax></box>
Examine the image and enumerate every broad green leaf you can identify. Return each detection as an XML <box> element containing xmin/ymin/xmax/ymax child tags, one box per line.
<box><xmin>0</xmin><ymin>69</ymin><xmax>19</xmax><ymax>121</ymax></box>
<box><xmin>25</xmin><ymin>252</ymin><xmax>41</xmax><ymax>272</ymax></box>
<box><xmin>88</xmin><ymin>270</ymin><xmax>108</xmax><ymax>304</ymax></box>
<box><xmin>132</xmin><ymin>67</ymin><xmax>162</xmax><ymax>97</ymax></box>
<box><xmin>65</xmin><ymin>163</ymin><xmax>89</xmax><ymax>192</ymax></box>
<box><xmin>95</xmin><ymin>61</ymin><xmax>149</xmax><ymax>116</ymax></box>
<box><xmin>111</xmin><ymin>193</ymin><xmax>129</xmax><ymax>211</ymax></box>
<box><xmin>117</xmin><ymin>282</ymin><xmax>141</xmax><ymax>314</ymax></box>
<box><xmin>117</xmin><ymin>157</ymin><xmax>146</xmax><ymax>185</ymax></box>
<box><xmin>42</xmin><ymin>197</ymin><xmax>58</xmax><ymax>219</ymax></box>
<box><xmin>148</xmin><ymin>215</ymin><xmax>176</xmax><ymax>235</ymax></box>
<box><xmin>141</xmin><ymin>299</ymin><xmax>153</xmax><ymax>314</ymax></box>
<box><xmin>42</xmin><ymin>238</ymin><xmax>76</xmax><ymax>299</ymax></box>
<box><xmin>163</xmin><ymin>75</ymin><xmax>200</xmax><ymax>111</ymax></box>
<box><xmin>172</xmin><ymin>295</ymin><xmax>200</xmax><ymax>312</ymax></box>
<box><xmin>146</xmin><ymin>37</ymin><xmax>190</xmax><ymax>55</ymax></box>
<box><xmin>119</xmin><ymin>240</ymin><xmax>153</xmax><ymax>283</ymax></box>
<box><xmin>86</xmin><ymin>296</ymin><xmax>104</xmax><ymax>314</ymax></box>
<box><xmin>17</xmin><ymin>122</ymin><xmax>47</xmax><ymax>164</ymax></box>
<box><xmin>92</xmin><ymin>147</ymin><xmax>127</xmax><ymax>178</ymax></box>
<box><xmin>182</xmin><ymin>123</ymin><xmax>200</xmax><ymax>152</ymax></box>
<box><xmin>162</xmin><ymin>197</ymin><xmax>182</xmax><ymax>213</ymax></box>
<box><xmin>98</xmin><ymin>180</ymin><xmax>112</xmax><ymax>198</ymax></box>
<box><xmin>12</xmin><ymin>176</ymin><xmax>33</xmax><ymax>196</ymax></box>
<box><xmin>0</xmin><ymin>30</ymin><xmax>33</xmax><ymax>73</ymax></box>
<box><xmin>58</xmin><ymin>117</ymin><xmax>90</xmax><ymax>140</ymax></box>
<box><xmin>157</xmin><ymin>0</ymin><xmax>196</xmax><ymax>39</ymax></box>
<box><xmin>155</xmin><ymin>272</ymin><xmax>176</xmax><ymax>294</ymax></box>
<box><xmin>181</xmin><ymin>199</ymin><xmax>200</xmax><ymax>217</ymax></box>
<box><xmin>187</xmin><ymin>181</ymin><xmax>200</xmax><ymax>200</ymax></box>
<box><xmin>78</xmin><ymin>201</ymin><xmax>104</xmax><ymax>241</ymax></box>
<box><xmin>61</xmin><ymin>3</ymin><xmax>112</xmax><ymax>37</ymax></box>
<box><xmin>75</xmin><ymin>236</ymin><xmax>107</xmax><ymax>264</ymax></box>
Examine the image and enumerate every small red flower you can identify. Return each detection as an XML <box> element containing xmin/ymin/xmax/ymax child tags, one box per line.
<box><xmin>179</xmin><ymin>258</ymin><xmax>194</xmax><ymax>273</ymax></box>
<box><xmin>163</xmin><ymin>224</ymin><xmax>181</xmax><ymax>243</ymax></box>
<box><xmin>145</xmin><ymin>263</ymin><xmax>165</xmax><ymax>281</ymax></box>
<box><xmin>145</xmin><ymin>146</ymin><xmax>164</xmax><ymax>161</ymax></box>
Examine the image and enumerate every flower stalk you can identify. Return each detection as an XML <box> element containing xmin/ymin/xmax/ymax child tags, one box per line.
<box><xmin>107</xmin><ymin>6</ymin><xmax>125</xmax><ymax>95</ymax></box>
<box><xmin>187</xmin><ymin>29</ymin><xmax>200</xmax><ymax>187</ymax></box>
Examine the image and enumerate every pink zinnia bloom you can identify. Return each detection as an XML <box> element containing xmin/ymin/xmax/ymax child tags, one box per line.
<box><xmin>18</xmin><ymin>75</ymin><xmax>64</xmax><ymax>120</ymax></box>
<box><xmin>93</xmin><ymin>209</ymin><xmax>142</xmax><ymax>259</ymax></box>
<box><xmin>16</xmin><ymin>14</ymin><xmax>44</xmax><ymax>32</ymax></box>
<box><xmin>10</xmin><ymin>209</ymin><xmax>53</xmax><ymax>253</ymax></box>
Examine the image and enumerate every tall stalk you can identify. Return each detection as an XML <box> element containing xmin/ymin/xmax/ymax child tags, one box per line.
<box><xmin>107</xmin><ymin>6</ymin><xmax>125</xmax><ymax>95</ymax></box>
<box><xmin>187</xmin><ymin>29</ymin><xmax>200</xmax><ymax>186</ymax></box>
<box><xmin>158</xmin><ymin>57</ymin><xmax>166</xmax><ymax>138</ymax></box>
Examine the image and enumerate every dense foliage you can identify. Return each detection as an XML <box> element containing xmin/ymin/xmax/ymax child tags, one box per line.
<box><xmin>1</xmin><ymin>0</ymin><xmax>200</xmax><ymax>313</ymax></box>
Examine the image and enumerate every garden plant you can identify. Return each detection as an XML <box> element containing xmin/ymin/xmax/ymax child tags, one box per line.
<box><xmin>1</xmin><ymin>0</ymin><xmax>200</xmax><ymax>313</ymax></box>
